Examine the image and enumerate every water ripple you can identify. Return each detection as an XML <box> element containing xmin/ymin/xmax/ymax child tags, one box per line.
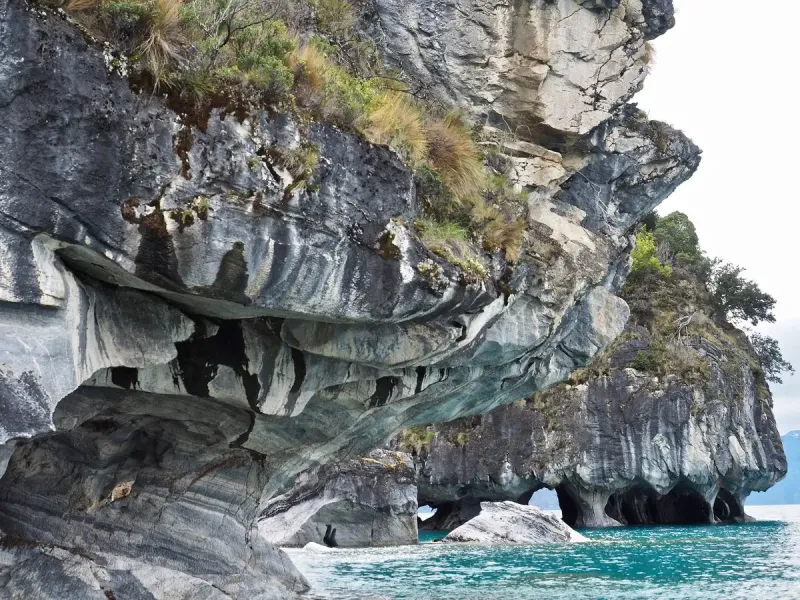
<box><xmin>287</xmin><ymin>506</ymin><xmax>800</xmax><ymax>599</ymax></box>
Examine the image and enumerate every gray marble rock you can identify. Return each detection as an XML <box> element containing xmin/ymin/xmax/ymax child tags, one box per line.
<box><xmin>371</xmin><ymin>0</ymin><xmax>674</xmax><ymax>145</ymax></box>
<box><xmin>443</xmin><ymin>501</ymin><xmax>587</xmax><ymax>544</ymax></box>
<box><xmin>260</xmin><ymin>450</ymin><xmax>418</xmax><ymax>548</ymax></box>
<box><xmin>411</xmin><ymin>332</ymin><xmax>787</xmax><ymax>529</ymax></box>
<box><xmin>0</xmin><ymin>0</ymin><xmax>698</xmax><ymax>596</ymax></box>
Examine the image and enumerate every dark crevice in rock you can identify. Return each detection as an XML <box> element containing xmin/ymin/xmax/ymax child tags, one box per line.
<box><xmin>289</xmin><ymin>349</ymin><xmax>306</xmax><ymax>395</ymax></box>
<box><xmin>368</xmin><ymin>377</ymin><xmax>399</xmax><ymax>408</ymax></box>
<box><xmin>283</xmin><ymin>348</ymin><xmax>307</xmax><ymax>416</ymax></box>
<box><xmin>175</xmin><ymin>321</ymin><xmax>260</xmax><ymax>405</ymax></box>
<box><xmin>230</xmin><ymin>411</ymin><xmax>256</xmax><ymax>448</ymax></box>
<box><xmin>414</xmin><ymin>367</ymin><xmax>426</xmax><ymax>394</ymax></box>
<box><xmin>110</xmin><ymin>367</ymin><xmax>139</xmax><ymax>390</ymax></box>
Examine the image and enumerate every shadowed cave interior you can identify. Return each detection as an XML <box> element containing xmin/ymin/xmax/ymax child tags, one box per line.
<box><xmin>425</xmin><ymin>484</ymin><xmax>747</xmax><ymax>531</ymax></box>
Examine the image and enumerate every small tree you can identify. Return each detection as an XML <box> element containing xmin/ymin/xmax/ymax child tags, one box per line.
<box><xmin>749</xmin><ymin>333</ymin><xmax>795</xmax><ymax>384</ymax></box>
<box><xmin>710</xmin><ymin>263</ymin><xmax>776</xmax><ymax>326</ymax></box>
<box><xmin>629</xmin><ymin>230</ymin><xmax>672</xmax><ymax>281</ymax></box>
<box><xmin>652</xmin><ymin>211</ymin><xmax>711</xmax><ymax>279</ymax></box>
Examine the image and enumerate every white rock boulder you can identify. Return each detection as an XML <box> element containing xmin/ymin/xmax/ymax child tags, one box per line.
<box><xmin>444</xmin><ymin>501</ymin><xmax>587</xmax><ymax>544</ymax></box>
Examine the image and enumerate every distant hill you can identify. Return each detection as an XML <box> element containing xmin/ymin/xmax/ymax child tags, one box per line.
<box><xmin>748</xmin><ymin>431</ymin><xmax>799</xmax><ymax>505</ymax></box>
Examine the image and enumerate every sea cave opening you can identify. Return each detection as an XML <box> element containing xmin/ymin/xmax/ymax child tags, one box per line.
<box><xmin>555</xmin><ymin>485</ymin><xmax>580</xmax><ymax>528</ymax></box>
<box><xmin>604</xmin><ymin>484</ymin><xmax>712</xmax><ymax>525</ymax></box>
<box><xmin>713</xmin><ymin>488</ymin><xmax>744</xmax><ymax>522</ymax></box>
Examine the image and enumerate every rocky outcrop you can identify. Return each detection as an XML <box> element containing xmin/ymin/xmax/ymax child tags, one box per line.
<box><xmin>410</xmin><ymin>321</ymin><xmax>787</xmax><ymax>529</ymax></box>
<box><xmin>260</xmin><ymin>450</ymin><xmax>417</xmax><ymax>548</ymax></box>
<box><xmin>443</xmin><ymin>501</ymin><xmax>587</xmax><ymax>544</ymax></box>
<box><xmin>372</xmin><ymin>0</ymin><xmax>668</xmax><ymax>147</ymax></box>
<box><xmin>0</xmin><ymin>0</ymin><xmax>696</xmax><ymax>596</ymax></box>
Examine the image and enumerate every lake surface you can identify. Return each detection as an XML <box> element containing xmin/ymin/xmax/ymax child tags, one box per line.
<box><xmin>287</xmin><ymin>505</ymin><xmax>800</xmax><ymax>599</ymax></box>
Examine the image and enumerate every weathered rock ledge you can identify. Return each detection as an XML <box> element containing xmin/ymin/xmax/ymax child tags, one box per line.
<box><xmin>0</xmin><ymin>0</ymin><xmax>698</xmax><ymax>596</ymax></box>
<box><xmin>410</xmin><ymin>326</ymin><xmax>786</xmax><ymax>529</ymax></box>
<box><xmin>260</xmin><ymin>450</ymin><xmax>418</xmax><ymax>548</ymax></box>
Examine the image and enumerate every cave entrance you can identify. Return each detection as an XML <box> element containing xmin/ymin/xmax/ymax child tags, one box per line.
<box><xmin>555</xmin><ymin>485</ymin><xmax>580</xmax><ymax>528</ymax></box>
<box><xmin>604</xmin><ymin>484</ymin><xmax>712</xmax><ymax>525</ymax></box>
<box><xmin>713</xmin><ymin>489</ymin><xmax>744</xmax><ymax>523</ymax></box>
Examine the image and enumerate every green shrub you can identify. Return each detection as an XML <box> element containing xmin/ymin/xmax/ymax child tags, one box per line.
<box><xmin>398</xmin><ymin>426</ymin><xmax>436</xmax><ymax>456</ymax></box>
<box><xmin>629</xmin><ymin>230</ymin><xmax>672</xmax><ymax>280</ymax></box>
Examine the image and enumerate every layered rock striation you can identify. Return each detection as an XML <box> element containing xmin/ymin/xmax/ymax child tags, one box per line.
<box><xmin>0</xmin><ymin>0</ymin><xmax>697</xmax><ymax>596</ymax></box>
<box><xmin>410</xmin><ymin>280</ymin><xmax>786</xmax><ymax>529</ymax></box>
<box><xmin>260</xmin><ymin>450</ymin><xmax>418</xmax><ymax>548</ymax></box>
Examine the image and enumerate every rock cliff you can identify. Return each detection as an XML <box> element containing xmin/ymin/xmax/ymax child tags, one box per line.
<box><xmin>0</xmin><ymin>0</ymin><xmax>698</xmax><ymax>596</ymax></box>
<box><xmin>410</xmin><ymin>273</ymin><xmax>787</xmax><ymax>529</ymax></box>
<box><xmin>260</xmin><ymin>450</ymin><xmax>418</xmax><ymax>548</ymax></box>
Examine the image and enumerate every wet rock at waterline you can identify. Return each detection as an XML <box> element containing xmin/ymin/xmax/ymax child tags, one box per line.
<box><xmin>443</xmin><ymin>502</ymin><xmax>587</xmax><ymax>545</ymax></box>
<box><xmin>409</xmin><ymin>323</ymin><xmax>786</xmax><ymax>530</ymax></box>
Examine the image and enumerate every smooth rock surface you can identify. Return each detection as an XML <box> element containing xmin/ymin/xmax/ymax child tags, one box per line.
<box><xmin>260</xmin><ymin>450</ymin><xmax>418</xmax><ymax>548</ymax></box>
<box><xmin>444</xmin><ymin>501</ymin><xmax>587</xmax><ymax>544</ymax></box>
<box><xmin>371</xmin><ymin>0</ymin><xmax>669</xmax><ymax>146</ymax></box>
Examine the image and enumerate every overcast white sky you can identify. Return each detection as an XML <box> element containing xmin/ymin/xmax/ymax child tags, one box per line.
<box><xmin>635</xmin><ymin>1</ymin><xmax>800</xmax><ymax>433</ymax></box>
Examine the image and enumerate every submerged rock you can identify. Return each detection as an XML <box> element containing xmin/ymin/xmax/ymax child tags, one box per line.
<box><xmin>260</xmin><ymin>450</ymin><xmax>418</xmax><ymax>548</ymax></box>
<box><xmin>443</xmin><ymin>501</ymin><xmax>587</xmax><ymax>544</ymax></box>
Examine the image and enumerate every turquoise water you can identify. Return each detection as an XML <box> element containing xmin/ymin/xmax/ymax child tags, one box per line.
<box><xmin>287</xmin><ymin>505</ymin><xmax>800</xmax><ymax>599</ymax></box>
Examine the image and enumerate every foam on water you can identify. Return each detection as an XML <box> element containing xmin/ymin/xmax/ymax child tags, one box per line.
<box><xmin>286</xmin><ymin>505</ymin><xmax>800</xmax><ymax>599</ymax></box>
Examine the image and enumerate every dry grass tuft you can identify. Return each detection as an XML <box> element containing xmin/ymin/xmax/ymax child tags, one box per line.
<box><xmin>290</xmin><ymin>43</ymin><xmax>328</xmax><ymax>96</ymax></box>
<box><xmin>481</xmin><ymin>209</ymin><xmax>526</xmax><ymax>262</ymax></box>
<box><xmin>364</xmin><ymin>92</ymin><xmax>427</xmax><ymax>166</ymax></box>
<box><xmin>426</xmin><ymin>112</ymin><xmax>485</xmax><ymax>201</ymax></box>
<box><xmin>65</xmin><ymin>0</ymin><xmax>98</xmax><ymax>12</ymax></box>
<box><xmin>139</xmin><ymin>0</ymin><xmax>184</xmax><ymax>85</ymax></box>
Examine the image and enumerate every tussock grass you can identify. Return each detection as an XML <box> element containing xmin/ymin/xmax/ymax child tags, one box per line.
<box><xmin>139</xmin><ymin>0</ymin><xmax>183</xmax><ymax>85</ymax></box>
<box><xmin>59</xmin><ymin>0</ymin><xmax>531</xmax><ymax>266</ymax></box>
<box><xmin>364</xmin><ymin>92</ymin><xmax>427</xmax><ymax>166</ymax></box>
<box><xmin>426</xmin><ymin>112</ymin><xmax>485</xmax><ymax>201</ymax></box>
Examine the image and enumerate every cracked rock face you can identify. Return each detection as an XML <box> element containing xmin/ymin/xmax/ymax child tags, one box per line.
<box><xmin>411</xmin><ymin>333</ymin><xmax>787</xmax><ymax>529</ymax></box>
<box><xmin>0</xmin><ymin>0</ymin><xmax>696</xmax><ymax>596</ymax></box>
<box><xmin>372</xmin><ymin>0</ymin><xmax>669</xmax><ymax>147</ymax></box>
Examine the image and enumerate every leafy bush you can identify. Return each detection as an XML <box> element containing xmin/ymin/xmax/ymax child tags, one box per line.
<box><xmin>629</xmin><ymin>230</ymin><xmax>673</xmax><ymax>280</ymax></box>
<box><xmin>710</xmin><ymin>263</ymin><xmax>776</xmax><ymax>326</ymax></box>
<box><xmin>652</xmin><ymin>211</ymin><xmax>711</xmax><ymax>279</ymax></box>
<box><xmin>749</xmin><ymin>332</ymin><xmax>795</xmax><ymax>384</ymax></box>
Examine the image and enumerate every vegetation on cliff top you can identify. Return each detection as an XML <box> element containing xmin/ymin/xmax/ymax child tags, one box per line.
<box><xmin>57</xmin><ymin>0</ymin><xmax>526</xmax><ymax>267</ymax></box>
<box><xmin>623</xmin><ymin>211</ymin><xmax>792</xmax><ymax>386</ymax></box>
